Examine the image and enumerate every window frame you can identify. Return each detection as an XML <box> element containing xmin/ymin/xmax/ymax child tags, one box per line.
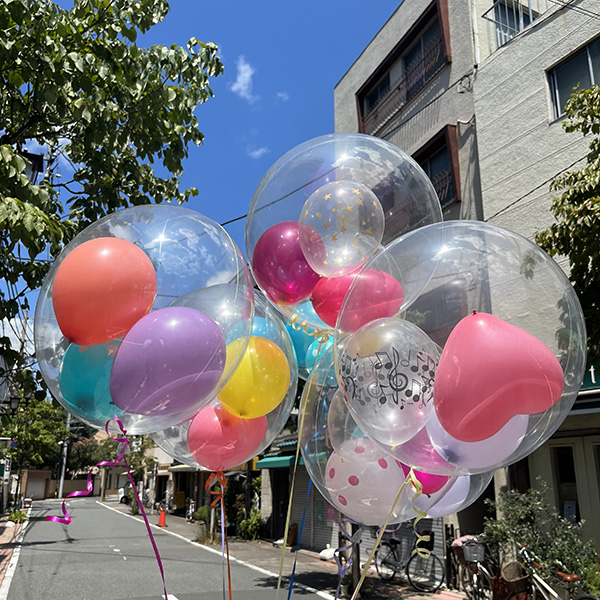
<box><xmin>356</xmin><ymin>0</ymin><xmax>451</xmax><ymax>134</ymax></box>
<box><xmin>548</xmin><ymin>37</ymin><xmax>600</xmax><ymax>120</ymax></box>
<box><xmin>412</xmin><ymin>125</ymin><xmax>461</xmax><ymax>209</ymax></box>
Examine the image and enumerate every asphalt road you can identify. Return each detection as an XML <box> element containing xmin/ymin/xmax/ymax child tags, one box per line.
<box><xmin>5</xmin><ymin>498</ymin><xmax>325</xmax><ymax>600</ymax></box>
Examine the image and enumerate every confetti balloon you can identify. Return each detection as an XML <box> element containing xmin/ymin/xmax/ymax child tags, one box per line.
<box><xmin>299</xmin><ymin>180</ymin><xmax>384</xmax><ymax>278</ymax></box>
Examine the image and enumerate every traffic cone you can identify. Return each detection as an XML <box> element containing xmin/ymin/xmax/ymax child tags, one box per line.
<box><xmin>158</xmin><ymin>506</ymin><xmax>167</xmax><ymax>527</ymax></box>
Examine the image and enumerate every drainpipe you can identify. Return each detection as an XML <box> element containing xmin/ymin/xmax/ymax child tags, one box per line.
<box><xmin>472</xmin><ymin>0</ymin><xmax>481</xmax><ymax>68</ymax></box>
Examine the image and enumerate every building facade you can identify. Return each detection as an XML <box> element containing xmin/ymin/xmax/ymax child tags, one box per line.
<box><xmin>334</xmin><ymin>0</ymin><xmax>600</xmax><ymax>548</ymax></box>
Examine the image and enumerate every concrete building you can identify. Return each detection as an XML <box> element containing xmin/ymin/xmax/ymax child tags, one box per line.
<box><xmin>334</xmin><ymin>0</ymin><xmax>600</xmax><ymax>547</ymax></box>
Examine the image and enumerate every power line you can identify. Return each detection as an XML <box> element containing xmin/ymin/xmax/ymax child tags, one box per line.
<box><xmin>484</xmin><ymin>153</ymin><xmax>587</xmax><ymax>221</ymax></box>
<box><xmin>546</xmin><ymin>0</ymin><xmax>600</xmax><ymax>21</ymax></box>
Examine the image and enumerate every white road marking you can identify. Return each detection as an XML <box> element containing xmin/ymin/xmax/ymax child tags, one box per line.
<box><xmin>0</xmin><ymin>506</ymin><xmax>33</xmax><ymax>600</ymax></box>
<box><xmin>97</xmin><ymin>501</ymin><xmax>335</xmax><ymax>600</ymax></box>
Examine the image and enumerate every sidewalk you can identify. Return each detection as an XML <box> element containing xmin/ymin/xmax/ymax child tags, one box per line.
<box><xmin>0</xmin><ymin>514</ymin><xmax>24</xmax><ymax>591</ymax></box>
<box><xmin>101</xmin><ymin>497</ymin><xmax>466</xmax><ymax>600</ymax></box>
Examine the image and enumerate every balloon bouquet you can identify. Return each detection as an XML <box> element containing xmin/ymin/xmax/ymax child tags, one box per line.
<box><xmin>244</xmin><ymin>133</ymin><xmax>587</xmax><ymax>595</ymax></box>
<box><xmin>34</xmin><ymin>132</ymin><xmax>587</xmax><ymax>599</ymax></box>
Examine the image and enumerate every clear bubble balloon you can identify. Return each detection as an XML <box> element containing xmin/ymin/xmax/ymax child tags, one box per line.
<box><xmin>152</xmin><ymin>291</ymin><xmax>298</xmax><ymax>471</ymax></box>
<box><xmin>299</xmin><ymin>180</ymin><xmax>384</xmax><ymax>278</ymax></box>
<box><xmin>337</xmin><ymin>317</ymin><xmax>441</xmax><ymax>446</ymax></box>
<box><xmin>246</xmin><ymin>133</ymin><xmax>442</xmax><ymax>331</ymax></box>
<box><xmin>336</xmin><ymin>220</ymin><xmax>586</xmax><ymax>474</ymax></box>
<box><xmin>35</xmin><ymin>204</ymin><xmax>254</xmax><ymax>434</ymax></box>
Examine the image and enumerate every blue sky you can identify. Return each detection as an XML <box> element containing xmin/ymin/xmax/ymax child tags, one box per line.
<box><xmin>139</xmin><ymin>1</ymin><xmax>401</xmax><ymax>254</ymax></box>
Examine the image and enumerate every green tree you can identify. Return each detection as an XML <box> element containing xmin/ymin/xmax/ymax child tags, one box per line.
<box><xmin>66</xmin><ymin>435</ymin><xmax>118</xmax><ymax>477</ymax></box>
<box><xmin>536</xmin><ymin>85</ymin><xmax>600</xmax><ymax>365</ymax></box>
<box><xmin>2</xmin><ymin>395</ymin><xmax>70</xmax><ymax>498</ymax></box>
<box><xmin>0</xmin><ymin>0</ymin><xmax>223</xmax><ymax>387</ymax></box>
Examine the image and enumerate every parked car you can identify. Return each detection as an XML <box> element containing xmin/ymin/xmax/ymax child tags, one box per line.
<box><xmin>118</xmin><ymin>482</ymin><xmax>132</xmax><ymax>504</ymax></box>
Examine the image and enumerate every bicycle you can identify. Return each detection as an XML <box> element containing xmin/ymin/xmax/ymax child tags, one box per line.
<box><xmin>502</xmin><ymin>546</ymin><xmax>599</xmax><ymax>600</ymax></box>
<box><xmin>453</xmin><ymin>537</ymin><xmax>493</xmax><ymax>600</ymax></box>
<box><xmin>375</xmin><ymin>530</ymin><xmax>445</xmax><ymax>593</ymax></box>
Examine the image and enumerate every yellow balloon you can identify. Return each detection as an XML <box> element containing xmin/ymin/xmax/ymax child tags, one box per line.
<box><xmin>219</xmin><ymin>336</ymin><xmax>291</xmax><ymax>419</ymax></box>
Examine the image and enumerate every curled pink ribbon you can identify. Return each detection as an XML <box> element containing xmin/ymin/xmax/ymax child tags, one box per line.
<box><xmin>46</xmin><ymin>418</ymin><xmax>168</xmax><ymax>598</ymax></box>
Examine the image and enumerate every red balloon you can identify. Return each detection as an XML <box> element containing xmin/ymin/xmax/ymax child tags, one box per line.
<box><xmin>434</xmin><ymin>312</ymin><xmax>564</xmax><ymax>442</ymax></box>
<box><xmin>314</xmin><ymin>269</ymin><xmax>404</xmax><ymax>331</ymax></box>
<box><xmin>311</xmin><ymin>273</ymin><xmax>356</xmax><ymax>328</ymax></box>
<box><xmin>52</xmin><ymin>237</ymin><xmax>157</xmax><ymax>346</ymax></box>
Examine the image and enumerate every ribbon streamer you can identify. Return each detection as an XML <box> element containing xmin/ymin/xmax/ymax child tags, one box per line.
<box><xmin>287</xmin><ymin>314</ymin><xmax>332</xmax><ymax>344</ymax></box>
<box><xmin>285</xmin><ymin>479</ymin><xmax>312</xmax><ymax>600</ymax></box>
<box><xmin>206</xmin><ymin>472</ymin><xmax>232</xmax><ymax>600</ymax></box>
<box><xmin>333</xmin><ymin>518</ymin><xmax>362</xmax><ymax>600</ymax></box>
<box><xmin>404</xmin><ymin>471</ymin><xmax>432</xmax><ymax>559</ymax></box>
<box><xmin>46</xmin><ymin>418</ymin><xmax>169</xmax><ymax>600</ymax></box>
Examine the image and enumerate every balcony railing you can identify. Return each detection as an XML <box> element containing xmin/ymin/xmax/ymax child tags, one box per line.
<box><xmin>431</xmin><ymin>169</ymin><xmax>455</xmax><ymax>208</ymax></box>
<box><xmin>482</xmin><ymin>0</ymin><xmax>550</xmax><ymax>54</ymax></box>
<box><xmin>362</xmin><ymin>37</ymin><xmax>445</xmax><ymax>136</ymax></box>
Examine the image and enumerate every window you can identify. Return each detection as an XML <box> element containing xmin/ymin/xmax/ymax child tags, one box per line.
<box><xmin>549</xmin><ymin>37</ymin><xmax>600</xmax><ymax>119</ymax></box>
<box><xmin>413</xmin><ymin>126</ymin><xmax>460</xmax><ymax>209</ymax></box>
<box><xmin>482</xmin><ymin>0</ymin><xmax>544</xmax><ymax>53</ymax></box>
<box><xmin>357</xmin><ymin>0</ymin><xmax>451</xmax><ymax>136</ymax></box>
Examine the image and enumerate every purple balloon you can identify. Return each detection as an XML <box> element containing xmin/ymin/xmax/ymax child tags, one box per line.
<box><xmin>110</xmin><ymin>307</ymin><xmax>226</xmax><ymax>417</ymax></box>
<box><xmin>252</xmin><ymin>222</ymin><xmax>320</xmax><ymax>306</ymax></box>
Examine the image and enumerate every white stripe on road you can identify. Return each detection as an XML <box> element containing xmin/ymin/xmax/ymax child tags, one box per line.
<box><xmin>97</xmin><ymin>501</ymin><xmax>335</xmax><ymax>600</ymax></box>
<box><xmin>0</xmin><ymin>505</ymin><xmax>33</xmax><ymax>600</ymax></box>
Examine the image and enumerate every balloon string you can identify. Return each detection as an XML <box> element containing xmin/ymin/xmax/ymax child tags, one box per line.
<box><xmin>348</xmin><ymin>469</ymin><xmax>413</xmax><ymax>600</ymax></box>
<box><xmin>286</xmin><ymin>479</ymin><xmax>312</xmax><ymax>600</ymax></box>
<box><xmin>334</xmin><ymin>518</ymin><xmax>362</xmax><ymax>599</ymax></box>
<box><xmin>45</xmin><ymin>418</ymin><xmax>169</xmax><ymax>599</ymax></box>
<box><xmin>45</xmin><ymin>418</ymin><xmax>129</xmax><ymax>525</ymax></box>
<box><xmin>405</xmin><ymin>471</ymin><xmax>431</xmax><ymax>559</ymax></box>
<box><xmin>206</xmin><ymin>472</ymin><xmax>232</xmax><ymax>600</ymax></box>
<box><xmin>287</xmin><ymin>314</ymin><xmax>331</xmax><ymax>344</ymax></box>
<box><xmin>276</xmin><ymin>404</ymin><xmax>310</xmax><ymax>600</ymax></box>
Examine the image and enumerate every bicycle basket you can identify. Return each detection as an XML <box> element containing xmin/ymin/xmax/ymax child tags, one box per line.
<box><xmin>462</xmin><ymin>541</ymin><xmax>485</xmax><ymax>563</ymax></box>
<box><xmin>417</xmin><ymin>530</ymin><xmax>435</xmax><ymax>552</ymax></box>
<box><xmin>501</xmin><ymin>562</ymin><xmax>529</xmax><ymax>594</ymax></box>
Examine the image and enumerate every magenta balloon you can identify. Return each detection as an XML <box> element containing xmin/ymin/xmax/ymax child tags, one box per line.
<box><xmin>252</xmin><ymin>222</ymin><xmax>320</xmax><ymax>306</ymax></box>
<box><xmin>399</xmin><ymin>462</ymin><xmax>450</xmax><ymax>495</ymax></box>
<box><xmin>110</xmin><ymin>307</ymin><xmax>226</xmax><ymax>417</ymax></box>
<box><xmin>187</xmin><ymin>403</ymin><xmax>268</xmax><ymax>471</ymax></box>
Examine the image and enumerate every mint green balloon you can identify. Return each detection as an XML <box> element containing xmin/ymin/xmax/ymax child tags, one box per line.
<box><xmin>59</xmin><ymin>341</ymin><xmax>124</xmax><ymax>425</ymax></box>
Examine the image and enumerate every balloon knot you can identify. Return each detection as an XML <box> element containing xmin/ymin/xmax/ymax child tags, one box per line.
<box><xmin>472</xmin><ymin>309</ymin><xmax>477</xmax><ymax>315</ymax></box>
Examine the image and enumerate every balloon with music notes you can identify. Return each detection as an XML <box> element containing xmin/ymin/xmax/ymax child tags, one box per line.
<box><xmin>339</xmin><ymin>317</ymin><xmax>441</xmax><ymax>446</ymax></box>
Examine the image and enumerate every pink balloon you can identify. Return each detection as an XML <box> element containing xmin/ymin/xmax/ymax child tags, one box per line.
<box><xmin>399</xmin><ymin>462</ymin><xmax>450</xmax><ymax>495</ymax></box>
<box><xmin>336</xmin><ymin>269</ymin><xmax>404</xmax><ymax>332</ymax></box>
<box><xmin>187</xmin><ymin>404</ymin><xmax>267</xmax><ymax>471</ymax></box>
<box><xmin>434</xmin><ymin>312</ymin><xmax>564</xmax><ymax>442</ymax></box>
<box><xmin>252</xmin><ymin>222</ymin><xmax>321</xmax><ymax>306</ymax></box>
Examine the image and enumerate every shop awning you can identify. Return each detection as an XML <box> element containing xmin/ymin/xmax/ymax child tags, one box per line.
<box><xmin>255</xmin><ymin>455</ymin><xmax>304</xmax><ymax>469</ymax></box>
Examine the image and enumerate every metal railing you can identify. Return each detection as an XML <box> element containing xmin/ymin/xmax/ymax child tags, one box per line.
<box><xmin>482</xmin><ymin>0</ymin><xmax>550</xmax><ymax>54</ymax></box>
<box><xmin>362</xmin><ymin>37</ymin><xmax>446</xmax><ymax>136</ymax></box>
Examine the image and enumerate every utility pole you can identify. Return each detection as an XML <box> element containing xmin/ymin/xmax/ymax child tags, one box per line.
<box><xmin>58</xmin><ymin>413</ymin><xmax>71</xmax><ymax>499</ymax></box>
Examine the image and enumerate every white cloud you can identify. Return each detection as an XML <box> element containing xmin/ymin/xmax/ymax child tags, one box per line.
<box><xmin>229</xmin><ymin>56</ymin><xmax>258</xmax><ymax>103</ymax></box>
<box><xmin>276</xmin><ymin>91</ymin><xmax>289</xmax><ymax>102</ymax></box>
<box><xmin>247</xmin><ymin>147</ymin><xmax>269</xmax><ymax>159</ymax></box>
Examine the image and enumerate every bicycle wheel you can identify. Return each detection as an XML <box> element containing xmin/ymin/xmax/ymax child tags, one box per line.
<box><xmin>375</xmin><ymin>543</ymin><xmax>397</xmax><ymax>581</ymax></box>
<box><xmin>406</xmin><ymin>552</ymin><xmax>445</xmax><ymax>593</ymax></box>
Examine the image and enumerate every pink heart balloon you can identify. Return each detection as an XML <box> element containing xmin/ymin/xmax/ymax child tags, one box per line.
<box><xmin>434</xmin><ymin>312</ymin><xmax>564</xmax><ymax>442</ymax></box>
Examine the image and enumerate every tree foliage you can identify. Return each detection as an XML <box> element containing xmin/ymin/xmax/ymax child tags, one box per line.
<box><xmin>536</xmin><ymin>85</ymin><xmax>600</xmax><ymax>365</ymax></box>
<box><xmin>0</xmin><ymin>0</ymin><xmax>223</xmax><ymax>385</ymax></box>
<box><xmin>66</xmin><ymin>435</ymin><xmax>118</xmax><ymax>477</ymax></box>
<box><xmin>2</xmin><ymin>396</ymin><xmax>70</xmax><ymax>471</ymax></box>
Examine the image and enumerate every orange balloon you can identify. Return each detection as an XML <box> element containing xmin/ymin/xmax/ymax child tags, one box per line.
<box><xmin>52</xmin><ymin>237</ymin><xmax>157</xmax><ymax>346</ymax></box>
<box><xmin>218</xmin><ymin>336</ymin><xmax>291</xmax><ymax>419</ymax></box>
